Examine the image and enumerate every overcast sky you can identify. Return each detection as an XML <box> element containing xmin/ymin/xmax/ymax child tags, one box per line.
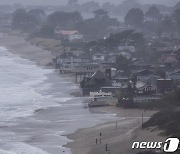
<box><xmin>0</xmin><ymin>0</ymin><xmax>179</xmax><ymax>6</ymax></box>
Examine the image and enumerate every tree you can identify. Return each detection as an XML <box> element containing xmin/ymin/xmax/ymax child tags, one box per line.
<box><xmin>93</xmin><ymin>9</ymin><xmax>108</xmax><ymax>20</ymax></box>
<box><xmin>12</xmin><ymin>8</ymin><xmax>39</xmax><ymax>32</ymax></box>
<box><xmin>47</xmin><ymin>11</ymin><xmax>82</xmax><ymax>29</ymax></box>
<box><xmin>127</xmin><ymin>81</ymin><xmax>134</xmax><ymax>100</ymax></box>
<box><xmin>115</xmin><ymin>91</ymin><xmax>125</xmax><ymax>102</ymax></box>
<box><xmin>175</xmin><ymin>48</ymin><xmax>180</xmax><ymax>60</ymax></box>
<box><xmin>74</xmin><ymin>18</ymin><xmax>99</xmax><ymax>39</ymax></box>
<box><xmin>174</xmin><ymin>1</ymin><xmax>180</xmax><ymax>10</ymax></box>
<box><xmin>80</xmin><ymin>1</ymin><xmax>100</xmax><ymax>13</ymax></box>
<box><xmin>102</xmin><ymin>2</ymin><xmax>116</xmax><ymax>15</ymax></box>
<box><xmin>28</xmin><ymin>9</ymin><xmax>45</xmax><ymax>16</ymax></box>
<box><xmin>117</xmin><ymin>0</ymin><xmax>141</xmax><ymax>16</ymax></box>
<box><xmin>104</xmin><ymin>30</ymin><xmax>144</xmax><ymax>49</ymax></box>
<box><xmin>38</xmin><ymin>25</ymin><xmax>54</xmax><ymax>38</ymax></box>
<box><xmin>131</xmin><ymin>74</ymin><xmax>137</xmax><ymax>90</ymax></box>
<box><xmin>115</xmin><ymin>55</ymin><xmax>132</xmax><ymax>74</ymax></box>
<box><xmin>174</xmin><ymin>9</ymin><xmax>180</xmax><ymax>32</ymax></box>
<box><xmin>124</xmin><ymin>8</ymin><xmax>144</xmax><ymax>27</ymax></box>
<box><xmin>131</xmin><ymin>32</ymin><xmax>145</xmax><ymax>47</ymax></box>
<box><xmin>67</xmin><ymin>0</ymin><xmax>78</xmax><ymax>6</ymax></box>
<box><xmin>164</xmin><ymin>88</ymin><xmax>180</xmax><ymax>106</ymax></box>
<box><xmin>145</xmin><ymin>6</ymin><xmax>160</xmax><ymax>22</ymax></box>
<box><xmin>28</xmin><ymin>9</ymin><xmax>46</xmax><ymax>26</ymax></box>
<box><xmin>12</xmin><ymin>8</ymin><xmax>27</xmax><ymax>29</ymax></box>
<box><xmin>74</xmin><ymin>10</ymin><xmax>119</xmax><ymax>40</ymax></box>
<box><xmin>67</xmin><ymin>0</ymin><xmax>79</xmax><ymax>11</ymax></box>
<box><xmin>155</xmin><ymin>68</ymin><xmax>166</xmax><ymax>79</ymax></box>
<box><xmin>161</xmin><ymin>15</ymin><xmax>174</xmax><ymax>33</ymax></box>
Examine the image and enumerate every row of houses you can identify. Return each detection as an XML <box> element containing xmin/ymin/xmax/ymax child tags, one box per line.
<box><xmin>53</xmin><ymin>50</ymin><xmax>180</xmax><ymax>86</ymax></box>
<box><xmin>80</xmin><ymin>69</ymin><xmax>176</xmax><ymax>96</ymax></box>
<box><xmin>52</xmin><ymin>40</ymin><xmax>180</xmax><ymax>107</ymax></box>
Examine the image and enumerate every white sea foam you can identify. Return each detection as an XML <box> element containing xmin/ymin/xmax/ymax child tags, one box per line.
<box><xmin>2</xmin><ymin>143</ymin><xmax>50</xmax><ymax>154</ymax></box>
<box><xmin>0</xmin><ymin>149</ymin><xmax>16</xmax><ymax>154</ymax></box>
<box><xmin>0</xmin><ymin>46</ymin><xmax>62</xmax><ymax>121</ymax></box>
<box><xmin>0</xmin><ymin>46</ymin><xmax>63</xmax><ymax>153</ymax></box>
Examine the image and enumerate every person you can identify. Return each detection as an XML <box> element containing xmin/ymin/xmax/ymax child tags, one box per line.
<box><xmin>105</xmin><ymin>143</ymin><xmax>108</xmax><ymax>151</ymax></box>
<box><xmin>96</xmin><ymin>138</ymin><xmax>98</xmax><ymax>144</ymax></box>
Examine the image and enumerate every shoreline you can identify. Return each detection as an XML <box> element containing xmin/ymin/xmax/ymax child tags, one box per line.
<box><xmin>0</xmin><ymin>30</ymin><xmax>78</xmax><ymax>154</ymax></box>
<box><xmin>0</xmin><ymin>31</ymin><xmax>54</xmax><ymax>67</ymax></box>
<box><xmin>64</xmin><ymin>107</ymin><xmax>165</xmax><ymax>154</ymax></box>
<box><xmin>0</xmin><ymin>30</ymin><xmax>166</xmax><ymax>154</ymax></box>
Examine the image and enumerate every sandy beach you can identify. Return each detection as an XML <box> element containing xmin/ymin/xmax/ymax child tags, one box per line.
<box><xmin>65</xmin><ymin>107</ymin><xmax>166</xmax><ymax>154</ymax></box>
<box><xmin>0</xmin><ymin>30</ymin><xmax>54</xmax><ymax>66</ymax></box>
<box><xmin>0</xmin><ymin>30</ymin><xmax>166</xmax><ymax>154</ymax></box>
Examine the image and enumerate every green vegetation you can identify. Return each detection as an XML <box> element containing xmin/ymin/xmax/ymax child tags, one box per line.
<box><xmin>124</xmin><ymin>8</ymin><xmax>144</xmax><ymax>27</ymax></box>
<box><xmin>163</xmin><ymin>88</ymin><xmax>180</xmax><ymax>106</ymax></box>
<box><xmin>145</xmin><ymin>6</ymin><xmax>160</xmax><ymax>22</ymax></box>
<box><xmin>115</xmin><ymin>55</ymin><xmax>132</xmax><ymax>75</ymax></box>
<box><xmin>12</xmin><ymin>8</ymin><xmax>45</xmax><ymax>33</ymax></box>
<box><xmin>143</xmin><ymin>110</ymin><xmax>180</xmax><ymax>138</ymax></box>
<box><xmin>74</xmin><ymin>8</ymin><xmax>119</xmax><ymax>40</ymax></box>
<box><xmin>47</xmin><ymin>11</ymin><xmax>82</xmax><ymax>29</ymax></box>
<box><xmin>38</xmin><ymin>25</ymin><xmax>55</xmax><ymax>38</ymax></box>
<box><xmin>84</xmin><ymin>30</ymin><xmax>145</xmax><ymax>53</ymax></box>
<box><xmin>174</xmin><ymin>8</ymin><xmax>180</xmax><ymax>32</ymax></box>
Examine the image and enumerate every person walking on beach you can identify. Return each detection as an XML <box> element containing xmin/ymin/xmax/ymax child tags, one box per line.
<box><xmin>96</xmin><ymin>138</ymin><xmax>98</xmax><ymax>144</ymax></box>
<box><xmin>105</xmin><ymin>143</ymin><xmax>108</xmax><ymax>151</ymax></box>
<box><xmin>99</xmin><ymin>132</ymin><xmax>102</xmax><ymax>144</ymax></box>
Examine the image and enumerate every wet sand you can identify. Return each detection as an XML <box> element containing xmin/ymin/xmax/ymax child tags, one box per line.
<box><xmin>0</xmin><ymin>31</ymin><xmax>53</xmax><ymax>66</ymax></box>
<box><xmin>65</xmin><ymin>107</ymin><xmax>165</xmax><ymax>154</ymax></box>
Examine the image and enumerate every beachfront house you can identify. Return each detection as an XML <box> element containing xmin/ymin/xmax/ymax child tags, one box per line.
<box><xmin>80</xmin><ymin>70</ymin><xmax>112</xmax><ymax>95</ymax></box>
<box><xmin>134</xmin><ymin>69</ymin><xmax>154</xmax><ymax>83</ymax></box>
<box><xmin>55</xmin><ymin>52</ymin><xmax>93</xmax><ymax>73</ymax></box>
<box><xmin>137</xmin><ymin>84</ymin><xmax>157</xmax><ymax>96</ymax></box>
<box><xmin>56</xmin><ymin>52</ymin><xmax>76</xmax><ymax>73</ymax></box>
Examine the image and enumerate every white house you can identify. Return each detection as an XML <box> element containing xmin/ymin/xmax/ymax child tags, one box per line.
<box><xmin>118</xmin><ymin>45</ymin><xmax>136</xmax><ymax>53</ymax></box>
<box><xmin>92</xmin><ymin>53</ymin><xmax>105</xmax><ymax>62</ymax></box>
<box><xmin>68</xmin><ymin>34</ymin><xmax>83</xmax><ymax>41</ymax></box>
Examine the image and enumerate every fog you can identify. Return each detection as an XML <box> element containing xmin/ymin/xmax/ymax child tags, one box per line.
<box><xmin>0</xmin><ymin>0</ymin><xmax>179</xmax><ymax>6</ymax></box>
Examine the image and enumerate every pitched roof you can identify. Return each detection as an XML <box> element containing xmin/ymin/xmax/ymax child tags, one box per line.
<box><xmin>60</xmin><ymin>30</ymin><xmax>78</xmax><ymax>35</ymax></box>
<box><xmin>60</xmin><ymin>52</ymin><xmax>76</xmax><ymax>58</ymax></box>
<box><xmin>91</xmin><ymin>70</ymin><xmax>107</xmax><ymax>79</ymax></box>
<box><xmin>85</xmin><ymin>78</ymin><xmax>96</xmax><ymax>86</ymax></box>
<box><xmin>135</xmin><ymin>69</ymin><xmax>153</xmax><ymax>76</ymax></box>
<box><xmin>85</xmin><ymin>70</ymin><xmax>112</xmax><ymax>87</ymax></box>
<box><xmin>136</xmin><ymin>81</ymin><xmax>146</xmax><ymax>89</ymax></box>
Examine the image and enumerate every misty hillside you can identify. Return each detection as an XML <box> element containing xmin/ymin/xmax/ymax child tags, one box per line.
<box><xmin>0</xmin><ymin>0</ymin><xmax>179</xmax><ymax>6</ymax></box>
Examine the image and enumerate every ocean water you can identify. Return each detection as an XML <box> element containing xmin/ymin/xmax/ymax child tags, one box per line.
<box><xmin>0</xmin><ymin>46</ymin><xmax>118</xmax><ymax>154</ymax></box>
<box><xmin>0</xmin><ymin>46</ymin><xmax>59</xmax><ymax>123</ymax></box>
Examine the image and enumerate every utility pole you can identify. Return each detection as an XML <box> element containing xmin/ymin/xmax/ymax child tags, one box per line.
<box><xmin>142</xmin><ymin>113</ymin><xmax>144</xmax><ymax>128</ymax></box>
